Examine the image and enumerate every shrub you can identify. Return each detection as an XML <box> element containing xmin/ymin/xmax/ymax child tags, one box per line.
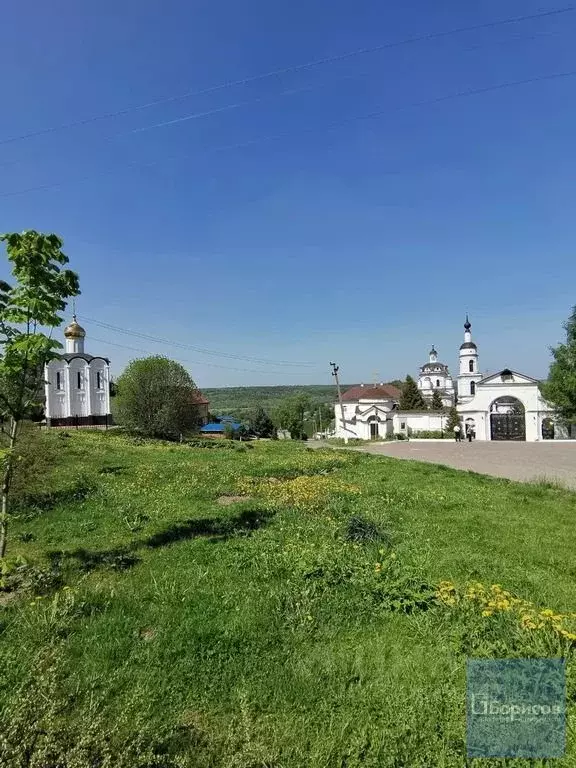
<box><xmin>409</xmin><ymin>430</ymin><xmax>449</xmax><ymax>439</ymax></box>
<box><xmin>345</xmin><ymin>515</ymin><xmax>392</xmax><ymax>546</ymax></box>
<box><xmin>114</xmin><ymin>357</ymin><xmax>202</xmax><ymax>440</ymax></box>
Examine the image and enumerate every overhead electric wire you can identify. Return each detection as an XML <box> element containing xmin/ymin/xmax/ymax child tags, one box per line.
<box><xmin>89</xmin><ymin>336</ymin><xmax>320</xmax><ymax>377</ymax></box>
<box><xmin>3</xmin><ymin>67</ymin><xmax>575</xmax><ymax>199</ymax></box>
<box><xmin>0</xmin><ymin>78</ymin><xmax>341</xmax><ymax>171</ymax></box>
<box><xmin>81</xmin><ymin>316</ymin><xmax>315</xmax><ymax>367</ymax></box>
<box><xmin>0</xmin><ymin>28</ymin><xmax>563</xmax><ymax>173</ymax></box>
<box><xmin>0</xmin><ymin>5</ymin><xmax>571</xmax><ymax>147</ymax></box>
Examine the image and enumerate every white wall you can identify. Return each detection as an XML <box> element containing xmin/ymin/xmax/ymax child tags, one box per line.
<box><xmin>393</xmin><ymin>412</ymin><xmax>448</xmax><ymax>435</ymax></box>
<box><xmin>457</xmin><ymin>372</ymin><xmax>554</xmax><ymax>441</ymax></box>
<box><xmin>90</xmin><ymin>360</ymin><xmax>110</xmax><ymax>416</ymax></box>
<box><xmin>334</xmin><ymin>399</ymin><xmax>395</xmax><ymax>439</ymax></box>
<box><xmin>45</xmin><ymin>357</ymin><xmax>111</xmax><ymax>420</ymax></box>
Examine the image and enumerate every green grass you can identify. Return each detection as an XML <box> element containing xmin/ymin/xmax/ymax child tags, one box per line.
<box><xmin>0</xmin><ymin>430</ymin><xmax>575</xmax><ymax>766</ymax></box>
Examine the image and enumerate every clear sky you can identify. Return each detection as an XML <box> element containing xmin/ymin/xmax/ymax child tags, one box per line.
<box><xmin>1</xmin><ymin>0</ymin><xmax>575</xmax><ymax>388</ymax></box>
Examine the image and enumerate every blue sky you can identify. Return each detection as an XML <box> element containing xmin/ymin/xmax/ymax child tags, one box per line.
<box><xmin>1</xmin><ymin>0</ymin><xmax>575</xmax><ymax>387</ymax></box>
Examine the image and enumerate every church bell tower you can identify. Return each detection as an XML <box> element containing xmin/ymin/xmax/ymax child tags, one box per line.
<box><xmin>457</xmin><ymin>315</ymin><xmax>482</xmax><ymax>403</ymax></box>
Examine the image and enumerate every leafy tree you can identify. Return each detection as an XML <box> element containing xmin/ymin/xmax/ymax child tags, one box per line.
<box><xmin>115</xmin><ymin>356</ymin><xmax>201</xmax><ymax>440</ymax></box>
<box><xmin>223</xmin><ymin>422</ymin><xmax>234</xmax><ymax>440</ymax></box>
<box><xmin>236</xmin><ymin>424</ymin><xmax>250</xmax><ymax>441</ymax></box>
<box><xmin>250</xmin><ymin>406</ymin><xmax>276</xmax><ymax>438</ymax></box>
<box><xmin>276</xmin><ymin>393</ymin><xmax>311</xmax><ymax>440</ymax></box>
<box><xmin>0</xmin><ymin>231</ymin><xmax>80</xmax><ymax>558</ymax></box>
<box><xmin>313</xmin><ymin>402</ymin><xmax>335</xmax><ymax>432</ymax></box>
<box><xmin>540</xmin><ymin>306</ymin><xmax>576</xmax><ymax>426</ymax></box>
<box><xmin>430</xmin><ymin>389</ymin><xmax>444</xmax><ymax>411</ymax></box>
<box><xmin>445</xmin><ymin>406</ymin><xmax>461</xmax><ymax>433</ymax></box>
<box><xmin>399</xmin><ymin>375</ymin><xmax>427</xmax><ymax>410</ymax></box>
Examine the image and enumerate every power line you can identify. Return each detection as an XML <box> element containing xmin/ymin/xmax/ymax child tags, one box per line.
<box><xmin>0</xmin><ymin>28</ymin><xmax>562</xmax><ymax>173</ymax></box>
<box><xmin>0</xmin><ymin>79</ymin><xmax>337</xmax><ymax>171</ymax></box>
<box><xmin>80</xmin><ymin>316</ymin><xmax>315</xmax><ymax>367</ymax></box>
<box><xmin>89</xmin><ymin>335</ymin><xmax>321</xmax><ymax>377</ymax></box>
<box><xmin>0</xmin><ymin>6</ymin><xmax>571</xmax><ymax>148</ymax></box>
<box><xmin>3</xmin><ymin>67</ymin><xmax>575</xmax><ymax>199</ymax></box>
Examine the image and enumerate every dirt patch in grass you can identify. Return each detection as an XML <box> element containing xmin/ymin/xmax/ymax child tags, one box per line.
<box><xmin>0</xmin><ymin>592</ymin><xmax>19</xmax><ymax>608</ymax></box>
<box><xmin>217</xmin><ymin>495</ymin><xmax>251</xmax><ymax>505</ymax></box>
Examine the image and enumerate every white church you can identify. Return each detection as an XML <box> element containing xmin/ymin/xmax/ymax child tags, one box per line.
<box><xmin>334</xmin><ymin>317</ymin><xmax>565</xmax><ymax>442</ymax></box>
<box><xmin>44</xmin><ymin>316</ymin><xmax>112</xmax><ymax>427</ymax></box>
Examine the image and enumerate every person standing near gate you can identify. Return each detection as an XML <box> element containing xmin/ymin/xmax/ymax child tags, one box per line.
<box><xmin>453</xmin><ymin>423</ymin><xmax>462</xmax><ymax>442</ymax></box>
<box><xmin>466</xmin><ymin>424</ymin><xmax>473</xmax><ymax>442</ymax></box>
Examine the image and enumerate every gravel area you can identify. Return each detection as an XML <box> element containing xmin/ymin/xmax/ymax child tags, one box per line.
<box><xmin>313</xmin><ymin>440</ymin><xmax>576</xmax><ymax>489</ymax></box>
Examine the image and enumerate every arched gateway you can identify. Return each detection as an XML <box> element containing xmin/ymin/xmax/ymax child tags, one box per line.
<box><xmin>489</xmin><ymin>396</ymin><xmax>526</xmax><ymax>441</ymax></box>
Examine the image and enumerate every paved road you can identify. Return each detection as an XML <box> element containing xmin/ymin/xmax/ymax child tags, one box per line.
<box><xmin>312</xmin><ymin>440</ymin><xmax>576</xmax><ymax>488</ymax></box>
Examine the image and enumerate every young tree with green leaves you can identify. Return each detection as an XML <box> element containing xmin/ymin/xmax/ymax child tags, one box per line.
<box><xmin>115</xmin><ymin>356</ymin><xmax>202</xmax><ymax>440</ymax></box>
<box><xmin>0</xmin><ymin>231</ymin><xmax>80</xmax><ymax>558</ymax></box>
<box><xmin>250</xmin><ymin>405</ymin><xmax>276</xmax><ymax>438</ymax></box>
<box><xmin>399</xmin><ymin>375</ymin><xmax>427</xmax><ymax>411</ymax></box>
<box><xmin>275</xmin><ymin>393</ymin><xmax>311</xmax><ymax>440</ymax></box>
<box><xmin>445</xmin><ymin>406</ymin><xmax>461</xmax><ymax>433</ymax></box>
<box><xmin>540</xmin><ymin>306</ymin><xmax>576</xmax><ymax>427</ymax></box>
<box><xmin>430</xmin><ymin>389</ymin><xmax>444</xmax><ymax>411</ymax></box>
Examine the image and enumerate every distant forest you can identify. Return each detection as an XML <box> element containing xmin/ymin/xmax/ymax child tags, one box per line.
<box><xmin>203</xmin><ymin>382</ymin><xmax>402</xmax><ymax>421</ymax></box>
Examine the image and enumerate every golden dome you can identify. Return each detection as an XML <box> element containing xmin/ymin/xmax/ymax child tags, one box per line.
<box><xmin>64</xmin><ymin>315</ymin><xmax>86</xmax><ymax>339</ymax></box>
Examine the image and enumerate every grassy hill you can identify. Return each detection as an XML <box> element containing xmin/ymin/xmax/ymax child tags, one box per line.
<box><xmin>0</xmin><ymin>431</ymin><xmax>575</xmax><ymax>766</ymax></box>
<box><xmin>203</xmin><ymin>382</ymin><xmax>402</xmax><ymax>421</ymax></box>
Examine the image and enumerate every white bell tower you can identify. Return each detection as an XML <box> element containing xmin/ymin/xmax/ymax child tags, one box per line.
<box><xmin>457</xmin><ymin>315</ymin><xmax>482</xmax><ymax>403</ymax></box>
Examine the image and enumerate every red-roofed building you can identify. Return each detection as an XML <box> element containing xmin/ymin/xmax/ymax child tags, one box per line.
<box><xmin>191</xmin><ymin>390</ymin><xmax>210</xmax><ymax>425</ymax></box>
<box><xmin>335</xmin><ymin>383</ymin><xmax>401</xmax><ymax>440</ymax></box>
<box><xmin>341</xmin><ymin>384</ymin><xmax>401</xmax><ymax>402</ymax></box>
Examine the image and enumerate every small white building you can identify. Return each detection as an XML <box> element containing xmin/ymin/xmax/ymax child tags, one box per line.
<box><xmin>44</xmin><ymin>316</ymin><xmax>112</xmax><ymax>428</ymax></box>
<box><xmin>334</xmin><ymin>383</ymin><xmax>401</xmax><ymax>440</ymax></box>
<box><xmin>417</xmin><ymin>346</ymin><xmax>455</xmax><ymax>407</ymax></box>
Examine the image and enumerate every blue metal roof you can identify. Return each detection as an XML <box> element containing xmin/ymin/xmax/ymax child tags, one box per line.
<box><xmin>200</xmin><ymin>421</ymin><xmax>242</xmax><ymax>432</ymax></box>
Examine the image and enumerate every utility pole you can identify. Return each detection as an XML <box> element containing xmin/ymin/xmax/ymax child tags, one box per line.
<box><xmin>330</xmin><ymin>362</ymin><xmax>348</xmax><ymax>444</ymax></box>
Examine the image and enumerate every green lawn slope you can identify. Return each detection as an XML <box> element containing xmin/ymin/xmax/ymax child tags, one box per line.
<box><xmin>0</xmin><ymin>430</ymin><xmax>574</xmax><ymax>766</ymax></box>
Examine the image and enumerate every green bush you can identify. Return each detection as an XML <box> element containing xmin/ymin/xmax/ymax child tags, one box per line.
<box><xmin>114</xmin><ymin>356</ymin><xmax>202</xmax><ymax>440</ymax></box>
<box><xmin>409</xmin><ymin>430</ymin><xmax>450</xmax><ymax>439</ymax></box>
